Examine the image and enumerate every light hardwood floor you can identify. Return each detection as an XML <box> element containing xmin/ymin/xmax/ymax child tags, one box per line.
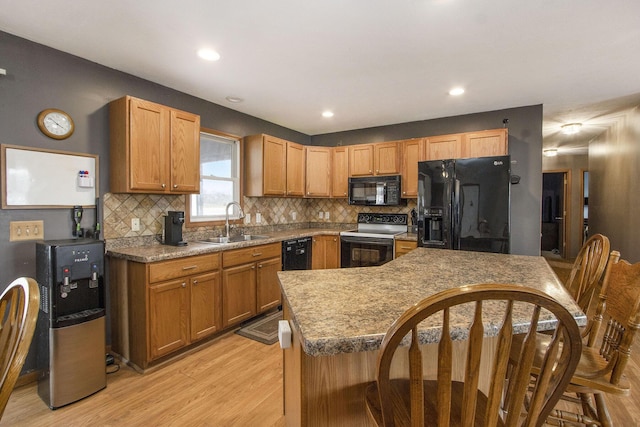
<box><xmin>1</xmin><ymin>333</ymin><xmax>285</xmax><ymax>427</ymax></box>
<box><xmin>3</xmin><ymin>275</ymin><xmax>640</xmax><ymax>426</ymax></box>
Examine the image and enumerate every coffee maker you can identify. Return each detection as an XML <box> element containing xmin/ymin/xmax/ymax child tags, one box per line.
<box><xmin>164</xmin><ymin>211</ymin><xmax>187</xmax><ymax>246</ymax></box>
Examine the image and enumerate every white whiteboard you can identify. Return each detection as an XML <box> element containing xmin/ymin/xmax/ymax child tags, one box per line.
<box><xmin>2</xmin><ymin>145</ymin><xmax>98</xmax><ymax>208</ymax></box>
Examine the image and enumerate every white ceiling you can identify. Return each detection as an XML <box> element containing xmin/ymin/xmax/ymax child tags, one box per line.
<box><xmin>2</xmin><ymin>0</ymin><xmax>640</xmax><ymax>152</ymax></box>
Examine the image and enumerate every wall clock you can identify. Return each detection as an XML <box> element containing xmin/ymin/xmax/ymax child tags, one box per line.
<box><xmin>37</xmin><ymin>108</ymin><xmax>75</xmax><ymax>140</ymax></box>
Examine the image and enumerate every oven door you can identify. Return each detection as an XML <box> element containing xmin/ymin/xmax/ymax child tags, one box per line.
<box><xmin>340</xmin><ymin>235</ymin><xmax>394</xmax><ymax>268</ymax></box>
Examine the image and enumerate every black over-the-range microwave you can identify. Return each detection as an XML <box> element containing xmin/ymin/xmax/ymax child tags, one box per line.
<box><xmin>348</xmin><ymin>175</ymin><xmax>406</xmax><ymax>206</ymax></box>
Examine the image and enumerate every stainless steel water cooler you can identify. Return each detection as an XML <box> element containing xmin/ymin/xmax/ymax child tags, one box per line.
<box><xmin>36</xmin><ymin>239</ymin><xmax>106</xmax><ymax>409</ymax></box>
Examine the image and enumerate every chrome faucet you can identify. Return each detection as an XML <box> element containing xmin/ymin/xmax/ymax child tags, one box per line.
<box><xmin>225</xmin><ymin>202</ymin><xmax>245</xmax><ymax>238</ymax></box>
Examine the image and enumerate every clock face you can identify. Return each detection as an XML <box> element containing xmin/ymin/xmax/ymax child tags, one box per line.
<box><xmin>38</xmin><ymin>109</ymin><xmax>74</xmax><ymax>139</ymax></box>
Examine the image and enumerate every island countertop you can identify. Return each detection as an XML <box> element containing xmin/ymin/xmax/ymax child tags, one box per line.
<box><xmin>278</xmin><ymin>247</ymin><xmax>584</xmax><ymax>357</ymax></box>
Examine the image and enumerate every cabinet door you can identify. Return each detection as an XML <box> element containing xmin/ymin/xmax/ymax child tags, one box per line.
<box><xmin>286</xmin><ymin>142</ymin><xmax>305</xmax><ymax>197</ymax></box>
<box><xmin>425</xmin><ymin>134</ymin><xmax>462</xmax><ymax>160</ymax></box>
<box><xmin>305</xmin><ymin>146</ymin><xmax>331</xmax><ymax>197</ymax></box>
<box><xmin>401</xmin><ymin>138</ymin><xmax>425</xmax><ymax>198</ymax></box>
<box><xmin>190</xmin><ymin>271</ymin><xmax>221</xmax><ymax>342</ymax></box>
<box><xmin>374</xmin><ymin>141</ymin><xmax>400</xmax><ymax>175</ymax></box>
<box><xmin>129</xmin><ymin>98</ymin><xmax>168</xmax><ymax>191</ymax></box>
<box><xmin>332</xmin><ymin>147</ymin><xmax>349</xmax><ymax>198</ymax></box>
<box><xmin>222</xmin><ymin>263</ymin><xmax>257</xmax><ymax>327</ymax></box>
<box><xmin>394</xmin><ymin>240</ymin><xmax>418</xmax><ymax>258</ymax></box>
<box><xmin>349</xmin><ymin>144</ymin><xmax>374</xmax><ymax>176</ymax></box>
<box><xmin>149</xmin><ymin>279</ymin><xmax>189</xmax><ymax>360</ymax></box>
<box><xmin>263</xmin><ymin>136</ymin><xmax>287</xmax><ymax>195</ymax></box>
<box><xmin>256</xmin><ymin>257</ymin><xmax>282</xmax><ymax>313</ymax></box>
<box><xmin>170</xmin><ymin>109</ymin><xmax>201</xmax><ymax>193</ymax></box>
<box><xmin>462</xmin><ymin>129</ymin><xmax>508</xmax><ymax>158</ymax></box>
<box><xmin>312</xmin><ymin>236</ymin><xmax>340</xmax><ymax>269</ymax></box>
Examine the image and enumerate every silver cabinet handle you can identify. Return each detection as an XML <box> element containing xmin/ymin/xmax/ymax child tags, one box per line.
<box><xmin>252</xmin><ymin>253</ymin><xmax>262</xmax><ymax>257</ymax></box>
<box><xmin>182</xmin><ymin>265</ymin><xmax>198</xmax><ymax>270</ymax></box>
<box><xmin>162</xmin><ymin>183</ymin><xmax>166</xmax><ymax>188</ymax></box>
<box><xmin>193</xmin><ymin>280</ymin><xmax>198</xmax><ymax>285</ymax></box>
<box><xmin>258</xmin><ymin>264</ymin><xmax>263</xmax><ymax>268</ymax></box>
<box><xmin>173</xmin><ymin>184</ymin><xmax>178</xmax><ymax>188</ymax></box>
<box><xmin>181</xmin><ymin>282</ymin><xmax>186</xmax><ymax>288</ymax></box>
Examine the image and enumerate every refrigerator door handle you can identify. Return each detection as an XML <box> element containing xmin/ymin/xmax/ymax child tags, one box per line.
<box><xmin>452</xmin><ymin>178</ymin><xmax>461</xmax><ymax>250</ymax></box>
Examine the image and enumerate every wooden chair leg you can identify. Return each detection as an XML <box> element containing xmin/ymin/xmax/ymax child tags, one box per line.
<box><xmin>594</xmin><ymin>393</ymin><xmax>612</xmax><ymax>427</ymax></box>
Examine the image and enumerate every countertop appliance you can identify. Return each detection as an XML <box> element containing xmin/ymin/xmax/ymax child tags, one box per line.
<box><xmin>282</xmin><ymin>237</ymin><xmax>312</xmax><ymax>270</ymax></box>
<box><xmin>164</xmin><ymin>210</ymin><xmax>186</xmax><ymax>246</ymax></box>
<box><xmin>348</xmin><ymin>175</ymin><xmax>406</xmax><ymax>206</ymax></box>
<box><xmin>340</xmin><ymin>213</ymin><xmax>408</xmax><ymax>267</ymax></box>
<box><xmin>35</xmin><ymin>239</ymin><xmax>106</xmax><ymax>409</ymax></box>
<box><xmin>417</xmin><ymin>155</ymin><xmax>511</xmax><ymax>253</ymax></box>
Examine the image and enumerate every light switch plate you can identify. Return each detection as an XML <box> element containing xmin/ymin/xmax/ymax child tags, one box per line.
<box><xmin>131</xmin><ymin>218</ymin><xmax>141</xmax><ymax>231</ymax></box>
<box><xmin>10</xmin><ymin>220</ymin><xmax>44</xmax><ymax>241</ymax></box>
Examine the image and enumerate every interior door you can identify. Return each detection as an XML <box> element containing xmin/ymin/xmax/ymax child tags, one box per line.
<box><xmin>541</xmin><ymin>172</ymin><xmax>567</xmax><ymax>258</ymax></box>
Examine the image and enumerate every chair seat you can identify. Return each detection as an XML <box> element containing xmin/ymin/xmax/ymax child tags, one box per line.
<box><xmin>512</xmin><ymin>333</ymin><xmax>631</xmax><ymax>396</ymax></box>
<box><xmin>365</xmin><ymin>379</ymin><xmax>505</xmax><ymax>427</ymax></box>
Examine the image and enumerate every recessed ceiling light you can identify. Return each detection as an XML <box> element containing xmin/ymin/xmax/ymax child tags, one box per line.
<box><xmin>225</xmin><ymin>96</ymin><xmax>243</xmax><ymax>103</ymax></box>
<box><xmin>322</xmin><ymin>111</ymin><xmax>334</xmax><ymax>118</ymax></box>
<box><xmin>197</xmin><ymin>48</ymin><xmax>221</xmax><ymax>61</ymax></box>
<box><xmin>449</xmin><ymin>87</ymin><xmax>465</xmax><ymax>96</ymax></box>
<box><xmin>561</xmin><ymin>123</ymin><xmax>582</xmax><ymax>135</ymax></box>
<box><xmin>543</xmin><ymin>148</ymin><xmax>559</xmax><ymax>157</ymax></box>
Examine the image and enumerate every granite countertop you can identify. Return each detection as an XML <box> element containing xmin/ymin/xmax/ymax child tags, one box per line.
<box><xmin>395</xmin><ymin>232</ymin><xmax>418</xmax><ymax>241</ymax></box>
<box><xmin>106</xmin><ymin>228</ymin><xmax>347</xmax><ymax>263</ymax></box>
<box><xmin>278</xmin><ymin>247</ymin><xmax>585</xmax><ymax>357</ymax></box>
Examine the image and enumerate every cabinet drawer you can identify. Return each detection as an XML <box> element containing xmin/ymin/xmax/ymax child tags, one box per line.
<box><xmin>223</xmin><ymin>243</ymin><xmax>281</xmax><ymax>268</ymax></box>
<box><xmin>149</xmin><ymin>253</ymin><xmax>220</xmax><ymax>283</ymax></box>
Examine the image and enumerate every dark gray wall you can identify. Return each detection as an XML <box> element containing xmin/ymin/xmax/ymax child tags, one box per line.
<box><xmin>311</xmin><ymin>106</ymin><xmax>544</xmax><ymax>256</ymax></box>
<box><xmin>1</xmin><ymin>30</ymin><xmax>543</xmax><ymax>374</ymax></box>
<box><xmin>0</xmin><ymin>30</ymin><xmax>309</xmax><ymax>287</ymax></box>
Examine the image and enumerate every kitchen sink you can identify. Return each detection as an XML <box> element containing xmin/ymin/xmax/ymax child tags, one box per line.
<box><xmin>196</xmin><ymin>235</ymin><xmax>269</xmax><ymax>245</ymax></box>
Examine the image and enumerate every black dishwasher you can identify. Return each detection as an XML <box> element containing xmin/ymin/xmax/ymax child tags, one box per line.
<box><xmin>282</xmin><ymin>237</ymin><xmax>312</xmax><ymax>270</ymax></box>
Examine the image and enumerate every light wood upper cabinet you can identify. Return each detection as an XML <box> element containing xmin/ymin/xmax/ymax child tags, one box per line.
<box><xmin>286</xmin><ymin>141</ymin><xmax>305</xmax><ymax>197</ymax></box>
<box><xmin>425</xmin><ymin>134</ymin><xmax>462</xmax><ymax>160</ymax></box>
<box><xmin>400</xmin><ymin>138</ymin><xmax>425</xmax><ymax>198</ymax></box>
<box><xmin>109</xmin><ymin>95</ymin><xmax>200</xmax><ymax>194</ymax></box>
<box><xmin>374</xmin><ymin>141</ymin><xmax>401</xmax><ymax>175</ymax></box>
<box><xmin>332</xmin><ymin>147</ymin><xmax>349</xmax><ymax>198</ymax></box>
<box><xmin>462</xmin><ymin>129</ymin><xmax>508</xmax><ymax>158</ymax></box>
<box><xmin>305</xmin><ymin>146</ymin><xmax>332</xmax><ymax>197</ymax></box>
<box><xmin>349</xmin><ymin>144</ymin><xmax>374</xmax><ymax>176</ymax></box>
<box><xmin>349</xmin><ymin>142</ymin><xmax>400</xmax><ymax>176</ymax></box>
<box><xmin>245</xmin><ymin>134</ymin><xmax>305</xmax><ymax>197</ymax></box>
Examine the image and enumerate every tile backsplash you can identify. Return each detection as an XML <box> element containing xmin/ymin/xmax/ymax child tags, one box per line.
<box><xmin>103</xmin><ymin>193</ymin><xmax>417</xmax><ymax>244</ymax></box>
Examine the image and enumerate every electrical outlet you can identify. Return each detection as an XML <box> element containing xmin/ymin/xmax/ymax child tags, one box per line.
<box><xmin>131</xmin><ymin>218</ymin><xmax>141</xmax><ymax>231</ymax></box>
<box><xmin>245</xmin><ymin>213</ymin><xmax>251</xmax><ymax>224</ymax></box>
<box><xmin>324</xmin><ymin>211</ymin><xmax>330</xmax><ymax>220</ymax></box>
<box><xmin>10</xmin><ymin>220</ymin><xmax>44</xmax><ymax>241</ymax></box>
<box><xmin>291</xmin><ymin>212</ymin><xmax>297</xmax><ymax>221</ymax></box>
<box><xmin>318</xmin><ymin>211</ymin><xmax>324</xmax><ymax>219</ymax></box>
<box><xmin>256</xmin><ymin>213</ymin><xmax>262</xmax><ymax>223</ymax></box>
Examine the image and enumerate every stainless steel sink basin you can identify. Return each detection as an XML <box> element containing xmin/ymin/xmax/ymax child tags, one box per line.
<box><xmin>196</xmin><ymin>235</ymin><xmax>269</xmax><ymax>245</ymax></box>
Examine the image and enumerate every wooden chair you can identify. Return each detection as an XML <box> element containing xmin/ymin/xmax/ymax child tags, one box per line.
<box><xmin>564</xmin><ymin>234</ymin><xmax>610</xmax><ymax>317</ymax></box>
<box><xmin>0</xmin><ymin>277</ymin><xmax>40</xmax><ymax>419</ymax></box>
<box><xmin>364</xmin><ymin>283</ymin><xmax>582</xmax><ymax>427</ymax></box>
<box><xmin>543</xmin><ymin>251</ymin><xmax>640</xmax><ymax>426</ymax></box>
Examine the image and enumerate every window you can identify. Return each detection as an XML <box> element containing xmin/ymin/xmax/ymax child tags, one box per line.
<box><xmin>188</xmin><ymin>130</ymin><xmax>242</xmax><ymax>224</ymax></box>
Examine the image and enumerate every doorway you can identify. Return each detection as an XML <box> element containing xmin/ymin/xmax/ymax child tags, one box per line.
<box><xmin>541</xmin><ymin>171</ymin><xmax>569</xmax><ymax>258</ymax></box>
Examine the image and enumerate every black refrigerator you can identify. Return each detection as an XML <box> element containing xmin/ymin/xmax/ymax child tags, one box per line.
<box><xmin>417</xmin><ymin>155</ymin><xmax>511</xmax><ymax>253</ymax></box>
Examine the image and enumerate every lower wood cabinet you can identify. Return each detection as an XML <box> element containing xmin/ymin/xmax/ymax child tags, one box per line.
<box><xmin>394</xmin><ymin>239</ymin><xmax>417</xmax><ymax>258</ymax></box>
<box><xmin>312</xmin><ymin>235</ymin><xmax>340</xmax><ymax>269</ymax></box>
<box><xmin>222</xmin><ymin>243</ymin><xmax>282</xmax><ymax>328</ymax></box>
<box><xmin>109</xmin><ymin>252</ymin><xmax>221</xmax><ymax>369</ymax></box>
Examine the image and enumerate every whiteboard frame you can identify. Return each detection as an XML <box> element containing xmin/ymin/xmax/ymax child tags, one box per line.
<box><xmin>1</xmin><ymin>144</ymin><xmax>99</xmax><ymax>209</ymax></box>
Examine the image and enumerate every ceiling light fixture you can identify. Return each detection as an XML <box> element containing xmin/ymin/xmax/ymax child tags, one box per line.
<box><xmin>561</xmin><ymin>123</ymin><xmax>582</xmax><ymax>135</ymax></box>
<box><xmin>543</xmin><ymin>148</ymin><xmax>558</xmax><ymax>157</ymax></box>
<box><xmin>225</xmin><ymin>96</ymin><xmax>243</xmax><ymax>103</ymax></box>
<box><xmin>322</xmin><ymin>111</ymin><xmax>334</xmax><ymax>118</ymax></box>
<box><xmin>197</xmin><ymin>48</ymin><xmax>221</xmax><ymax>61</ymax></box>
<box><xmin>449</xmin><ymin>87</ymin><xmax>465</xmax><ymax>96</ymax></box>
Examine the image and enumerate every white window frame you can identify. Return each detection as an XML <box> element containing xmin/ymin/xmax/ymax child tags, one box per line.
<box><xmin>187</xmin><ymin>130</ymin><xmax>242</xmax><ymax>225</ymax></box>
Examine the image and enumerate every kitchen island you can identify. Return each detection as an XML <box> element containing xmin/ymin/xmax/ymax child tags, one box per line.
<box><xmin>278</xmin><ymin>247</ymin><xmax>585</xmax><ymax>427</ymax></box>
